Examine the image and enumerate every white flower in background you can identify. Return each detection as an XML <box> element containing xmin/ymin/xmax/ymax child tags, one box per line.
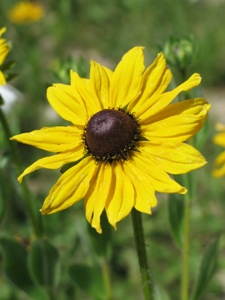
<box><xmin>0</xmin><ymin>84</ymin><xmax>23</xmax><ymax>113</ymax></box>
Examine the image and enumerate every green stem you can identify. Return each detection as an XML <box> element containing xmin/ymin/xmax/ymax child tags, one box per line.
<box><xmin>101</xmin><ymin>258</ymin><xmax>113</xmax><ymax>300</ymax></box>
<box><xmin>0</xmin><ymin>108</ymin><xmax>42</xmax><ymax>237</ymax></box>
<box><xmin>131</xmin><ymin>209</ymin><xmax>154</xmax><ymax>300</ymax></box>
<box><xmin>181</xmin><ymin>175</ymin><xmax>191</xmax><ymax>300</ymax></box>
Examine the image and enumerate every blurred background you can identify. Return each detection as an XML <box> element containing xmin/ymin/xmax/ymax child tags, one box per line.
<box><xmin>0</xmin><ymin>0</ymin><xmax>225</xmax><ymax>299</ymax></box>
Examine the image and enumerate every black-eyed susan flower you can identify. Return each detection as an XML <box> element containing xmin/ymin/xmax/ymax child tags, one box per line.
<box><xmin>11</xmin><ymin>47</ymin><xmax>210</xmax><ymax>233</ymax></box>
<box><xmin>8</xmin><ymin>1</ymin><xmax>44</xmax><ymax>24</ymax></box>
<box><xmin>212</xmin><ymin>123</ymin><xmax>225</xmax><ymax>177</ymax></box>
<box><xmin>0</xmin><ymin>27</ymin><xmax>10</xmax><ymax>86</ymax></box>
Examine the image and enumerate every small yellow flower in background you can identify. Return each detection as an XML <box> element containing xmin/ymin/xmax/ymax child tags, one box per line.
<box><xmin>11</xmin><ymin>47</ymin><xmax>210</xmax><ymax>233</ymax></box>
<box><xmin>212</xmin><ymin>123</ymin><xmax>225</xmax><ymax>178</ymax></box>
<box><xmin>0</xmin><ymin>27</ymin><xmax>10</xmax><ymax>86</ymax></box>
<box><xmin>8</xmin><ymin>1</ymin><xmax>44</xmax><ymax>24</ymax></box>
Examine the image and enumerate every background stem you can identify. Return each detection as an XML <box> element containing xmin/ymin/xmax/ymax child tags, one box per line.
<box><xmin>181</xmin><ymin>177</ymin><xmax>191</xmax><ymax>300</ymax></box>
<box><xmin>0</xmin><ymin>108</ymin><xmax>42</xmax><ymax>237</ymax></box>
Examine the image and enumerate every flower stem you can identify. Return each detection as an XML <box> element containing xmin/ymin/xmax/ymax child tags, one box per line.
<box><xmin>181</xmin><ymin>177</ymin><xmax>191</xmax><ymax>300</ymax></box>
<box><xmin>131</xmin><ymin>208</ymin><xmax>154</xmax><ymax>300</ymax></box>
<box><xmin>0</xmin><ymin>108</ymin><xmax>42</xmax><ymax>237</ymax></box>
<box><xmin>101</xmin><ymin>258</ymin><xmax>113</xmax><ymax>300</ymax></box>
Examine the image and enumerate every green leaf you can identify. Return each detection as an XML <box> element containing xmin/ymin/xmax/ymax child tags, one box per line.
<box><xmin>28</xmin><ymin>239</ymin><xmax>60</xmax><ymax>287</ymax></box>
<box><xmin>88</xmin><ymin>211</ymin><xmax>112</xmax><ymax>258</ymax></box>
<box><xmin>0</xmin><ymin>237</ymin><xmax>34</xmax><ymax>292</ymax></box>
<box><xmin>168</xmin><ymin>193</ymin><xmax>185</xmax><ymax>247</ymax></box>
<box><xmin>0</xmin><ymin>238</ymin><xmax>47</xmax><ymax>299</ymax></box>
<box><xmin>0</xmin><ymin>170</ymin><xmax>7</xmax><ymax>224</ymax></box>
<box><xmin>155</xmin><ymin>284</ymin><xmax>171</xmax><ymax>300</ymax></box>
<box><xmin>191</xmin><ymin>237</ymin><xmax>220</xmax><ymax>300</ymax></box>
<box><xmin>0</xmin><ymin>93</ymin><xmax>4</xmax><ymax>105</ymax></box>
<box><xmin>68</xmin><ymin>263</ymin><xmax>105</xmax><ymax>300</ymax></box>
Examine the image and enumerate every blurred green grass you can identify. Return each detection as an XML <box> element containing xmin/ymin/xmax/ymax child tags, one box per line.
<box><xmin>1</xmin><ymin>0</ymin><xmax>225</xmax><ymax>299</ymax></box>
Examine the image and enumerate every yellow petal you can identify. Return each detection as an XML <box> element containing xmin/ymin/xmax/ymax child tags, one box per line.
<box><xmin>133</xmin><ymin>154</ymin><xmax>187</xmax><ymax>194</ymax></box>
<box><xmin>140</xmin><ymin>141</ymin><xmax>207</xmax><ymax>174</ymax></box>
<box><xmin>128</xmin><ymin>52</ymin><xmax>172</xmax><ymax>112</ymax></box>
<box><xmin>136</xmin><ymin>73</ymin><xmax>202</xmax><ymax>120</ymax></box>
<box><xmin>18</xmin><ymin>149</ymin><xmax>84</xmax><ymax>182</ymax></box>
<box><xmin>70</xmin><ymin>70</ymin><xmax>101</xmax><ymax>115</ymax></box>
<box><xmin>85</xmin><ymin>163</ymin><xmax>113</xmax><ymax>233</ymax></box>
<box><xmin>10</xmin><ymin>126</ymin><xmax>83</xmax><ymax>152</ymax></box>
<box><xmin>90</xmin><ymin>60</ymin><xmax>113</xmax><ymax>109</ymax></box>
<box><xmin>213</xmin><ymin>151</ymin><xmax>225</xmax><ymax>167</ymax></box>
<box><xmin>0</xmin><ymin>27</ymin><xmax>10</xmax><ymax>65</ymax></box>
<box><xmin>142</xmin><ymin>98</ymin><xmax>210</xmax><ymax>143</ymax></box>
<box><xmin>212</xmin><ymin>162</ymin><xmax>225</xmax><ymax>178</ymax></box>
<box><xmin>0</xmin><ymin>71</ymin><xmax>6</xmax><ymax>85</ymax></box>
<box><xmin>213</xmin><ymin>132</ymin><xmax>225</xmax><ymax>147</ymax></box>
<box><xmin>215</xmin><ymin>123</ymin><xmax>225</xmax><ymax>131</ymax></box>
<box><xmin>0</xmin><ymin>44</ymin><xmax>10</xmax><ymax>66</ymax></box>
<box><xmin>40</xmin><ymin>157</ymin><xmax>97</xmax><ymax>214</ymax></box>
<box><xmin>0</xmin><ymin>27</ymin><xmax>6</xmax><ymax>36</ymax></box>
<box><xmin>110</xmin><ymin>46</ymin><xmax>145</xmax><ymax>108</ymax></box>
<box><xmin>122</xmin><ymin>160</ymin><xmax>157</xmax><ymax>213</ymax></box>
<box><xmin>105</xmin><ymin>162</ymin><xmax>134</xmax><ymax>229</ymax></box>
<box><xmin>47</xmin><ymin>84</ymin><xmax>88</xmax><ymax>125</ymax></box>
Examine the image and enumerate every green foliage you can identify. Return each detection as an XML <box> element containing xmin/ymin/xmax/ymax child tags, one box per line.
<box><xmin>0</xmin><ymin>237</ymin><xmax>48</xmax><ymax>299</ymax></box>
<box><xmin>88</xmin><ymin>211</ymin><xmax>112</xmax><ymax>258</ymax></box>
<box><xmin>168</xmin><ymin>193</ymin><xmax>185</xmax><ymax>247</ymax></box>
<box><xmin>0</xmin><ymin>0</ymin><xmax>224</xmax><ymax>299</ymax></box>
<box><xmin>28</xmin><ymin>239</ymin><xmax>60</xmax><ymax>287</ymax></box>
<box><xmin>191</xmin><ymin>238</ymin><xmax>220</xmax><ymax>300</ymax></box>
<box><xmin>0</xmin><ymin>237</ymin><xmax>33</xmax><ymax>292</ymax></box>
<box><xmin>68</xmin><ymin>264</ymin><xmax>105</xmax><ymax>300</ymax></box>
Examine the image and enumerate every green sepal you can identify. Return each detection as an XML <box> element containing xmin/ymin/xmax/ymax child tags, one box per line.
<box><xmin>191</xmin><ymin>237</ymin><xmax>220</xmax><ymax>300</ymax></box>
<box><xmin>5</xmin><ymin>72</ymin><xmax>18</xmax><ymax>82</ymax></box>
<box><xmin>1</xmin><ymin>60</ymin><xmax>16</xmax><ymax>72</ymax></box>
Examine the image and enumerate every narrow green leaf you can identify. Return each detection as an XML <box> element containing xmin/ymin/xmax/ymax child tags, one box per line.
<box><xmin>88</xmin><ymin>211</ymin><xmax>112</xmax><ymax>258</ymax></box>
<box><xmin>168</xmin><ymin>193</ymin><xmax>185</xmax><ymax>247</ymax></box>
<box><xmin>191</xmin><ymin>237</ymin><xmax>220</xmax><ymax>300</ymax></box>
<box><xmin>28</xmin><ymin>239</ymin><xmax>60</xmax><ymax>287</ymax></box>
<box><xmin>68</xmin><ymin>263</ymin><xmax>105</xmax><ymax>300</ymax></box>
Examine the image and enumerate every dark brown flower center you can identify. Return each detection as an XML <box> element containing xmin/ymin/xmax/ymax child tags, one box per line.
<box><xmin>84</xmin><ymin>109</ymin><xmax>141</xmax><ymax>162</ymax></box>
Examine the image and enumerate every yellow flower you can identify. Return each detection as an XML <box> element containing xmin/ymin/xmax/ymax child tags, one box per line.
<box><xmin>212</xmin><ymin>123</ymin><xmax>225</xmax><ymax>177</ymax></box>
<box><xmin>8</xmin><ymin>1</ymin><xmax>44</xmax><ymax>24</ymax></box>
<box><xmin>11</xmin><ymin>47</ymin><xmax>210</xmax><ymax>233</ymax></box>
<box><xmin>0</xmin><ymin>27</ymin><xmax>10</xmax><ymax>86</ymax></box>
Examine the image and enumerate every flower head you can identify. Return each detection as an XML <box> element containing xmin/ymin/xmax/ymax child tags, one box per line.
<box><xmin>212</xmin><ymin>123</ymin><xmax>225</xmax><ymax>177</ymax></box>
<box><xmin>11</xmin><ymin>47</ymin><xmax>210</xmax><ymax>233</ymax></box>
<box><xmin>8</xmin><ymin>1</ymin><xmax>44</xmax><ymax>24</ymax></box>
<box><xmin>0</xmin><ymin>27</ymin><xmax>10</xmax><ymax>86</ymax></box>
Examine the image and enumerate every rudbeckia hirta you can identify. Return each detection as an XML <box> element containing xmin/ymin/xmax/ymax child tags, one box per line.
<box><xmin>11</xmin><ymin>47</ymin><xmax>210</xmax><ymax>233</ymax></box>
<box><xmin>212</xmin><ymin>123</ymin><xmax>225</xmax><ymax>177</ymax></box>
<box><xmin>8</xmin><ymin>1</ymin><xmax>44</xmax><ymax>24</ymax></box>
<box><xmin>0</xmin><ymin>27</ymin><xmax>10</xmax><ymax>86</ymax></box>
